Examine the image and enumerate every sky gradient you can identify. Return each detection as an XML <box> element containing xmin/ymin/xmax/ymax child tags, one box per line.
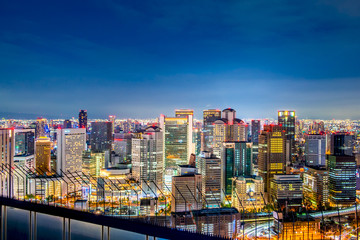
<box><xmin>1</xmin><ymin>0</ymin><xmax>360</xmax><ymax>119</ymax></box>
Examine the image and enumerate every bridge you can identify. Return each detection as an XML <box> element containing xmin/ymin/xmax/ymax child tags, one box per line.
<box><xmin>0</xmin><ymin>197</ymin><xmax>225</xmax><ymax>240</ymax></box>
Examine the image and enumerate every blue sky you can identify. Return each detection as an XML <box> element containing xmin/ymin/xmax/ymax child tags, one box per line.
<box><xmin>1</xmin><ymin>0</ymin><xmax>360</xmax><ymax>119</ymax></box>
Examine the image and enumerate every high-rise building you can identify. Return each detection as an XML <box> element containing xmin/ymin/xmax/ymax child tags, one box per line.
<box><xmin>328</xmin><ymin>155</ymin><xmax>356</xmax><ymax>207</ymax></box>
<box><xmin>213</xmin><ymin>108</ymin><xmax>248</xmax><ymax>158</ymax></box>
<box><xmin>251</xmin><ymin>120</ymin><xmax>261</xmax><ymax>144</ymax></box>
<box><xmin>78</xmin><ymin>110</ymin><xmax>87</xmax><ymax>129</ymax></box>
<box><xmin>303</xmin><ymin>167</ymin><xmax>329</xmax><ymax>209</ymax></box>
<box><xmin>109</xmin><ymin>115</ymin><xmax>116</xmax><ymax>132</ymax></box>
<box><xmin>222</xmin><ymin>141</ymin><xmax>252</xmax><ymax>196</ymax></box>
<box><xmin>132</xmin><ymin>126</ymin><xmax>163</xmax><ymax>190</ymax></box>
<box><xmin>203</xmin><ymin>109</ymin><xmax>221</xmax><ymax>125</ymax></box>
<box><xmin>175</xmin><ymin>109</ymin><xmax>194</xmax><ymax>118</ymax></box>
<box><xmin>271</xmin><ymin>175</ymin><xmax>303</xmax><ymax>209</ymax></box>
<box><xmin>202</xmin><ymin>109</ymin><xmax>221</xmax><ymax>152</ymax></box>
<box><xmin>0</xmin><ymin>128</ymin><xmax>15</xmax><ymax>198</ymax></box>
<box><xmin>63</xmin><ymin>119</ymin><xmax>72</xmax><ymax>129</ymax></box>
<box><xmin>198</xmin><ymin>151</ymin><xmax>221</xmax><ymax>208</ymax></box>
<box><xmin>113</xmin><ymin>133</ymin><xmax>133</xmax><ymax>164</ymax></box>
<box><xmin>35</xmin><ymin>117</ymin><xmax>47</xmax><ymax>139</ymax></box>
<box><xmin>35</xmin><ymin>137</ymin><xmax>51</xmax><ymax>174</ymax></box>
<box><xmin>14</xmin><ymin>129</ymin><xmax>35</xmax><ymax>156</ymax></box>
<box><xmin>232</xmin><ymin>176</ymin><xmax>265</xmax><ymax>211</ymax></box>
<box><xmin>171</xmin><ymin>165</ymin><xmax>202</xmax><ymax>212</ymax></box>
<box><xmin>278</xmin><ymin>110</ymin><xmax>295</xmax><ymax>159</ymax></box>
<box><xmin>258</xmin><ymin>125</ymin><xmax>286</xmax><ymax>194</ymax></box>
<box><xmin>331</xmin><ymin>132</ymin><xmax>354</xmax><ymax>156</ymax></box>
<box><xmin>305</xmin><ymin>134</ymin><xmax>327</xmax><ymax>167</ymax></box>
<box><xmin>90</xmin><ymin>122</ymin><xmax>113</xmax><ymax>152</ymax></box>
<box><xmin>57</xmin><ymin>128</ymin><xmax>86</xmax><ymax>174</ymax></box>
<box><xmin>160</xmin><ymin>113</ymin><xmax>193</xmax><ymax>176</ymax></box>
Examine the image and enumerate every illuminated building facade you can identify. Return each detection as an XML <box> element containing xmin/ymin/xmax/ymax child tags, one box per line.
<box><xmin>305</xmin><ymin>134</ymin><xmax>327</xmax><ymax>167</ymax></box>
<box><xmin>57</xmin><ymin>128</ymin><xmax>86</xmax><ymax>174</ymax></box>
<box><xmin>278</xmin><ymin>110</ymin><xmax>295</xmax><ymax>160</ymax></box>
<box><xmin>78</xmin><ymin>109</ymin><xmax>87</xmax><ymax>129</ymax></box>
<box><xmin>271</xmin><ymin>175</ymin><xmax>303</xmax><ymax>209</ymax></box>
<box><xmin>35</xmin><ymin>117</ymin><xmax>48</xmax><ymax>139</ymax></box>
<box><xmin>90</xmin><ymin>121</ymin><xmax>112</xmax><ymax>152</ymax></box>
<box><xmin>251</xmin><ymin>120</ymin><xmax>261</xmax><ymax>144</ymax></box>
<box><xmin>328</xmin><ymin>155</ymin><xmax>356</xmax><ymax>207</ymax></box>
<box><xmin>113</xmin><ymin>133</ymin><xmax>132</xmax><ymax>164</ymax></box>
<box><xmin>303</xmin><ymin>167</ymin><xmax>329</xmax><ymax>209</ymax></box>
<box><xmin>131</xmin><ymin>126</ymin><xmax>163</xmax><ymax>190</ymax></box>
<box><xmin>213</xmin><ymin>108</ymin><xmax>248</xmax><ymax>158</ymax></box>
<box><xmin>175</xmin><ymin>109</ymin><xmax>194</xmax><ymax>118</ymax></box>
<box><xmin>0</xmin><ymin>128</ymin><xmax>15</xmax><ymax>198</ymax></box>
<box><xmin>160</xmin><ymin>113</ymin><xmax>193</xmax><ymax>174</ymax></box>
<box><xmin>63</xmin><ymin>119</ymin><xmax>72</xmax><ymax>128</ymax></box>
<box><xmin>198</xmin><ymin>151</ymin><xmax>221</xmax><ymax>208</ymax></box>
<box><xmin>331</xmin><ymin>132</ymin><xmax>354</xmax><ymax>156</ymax></box>
<box><xmin>202</xmin><ymin>109</ymin><xmax>221</xmax><ymax>152</ymax></box>
<box><xmin>35</xmin><ymin>137</ymin><xmax>51</xmax><ymax>174</ymax></box>
<box><xmin>258</xmin><ymin>125</ymin><xmax>286</xmax><ymax>194</ymax></box>
<box><xmin>232</xmin><ymin>176</ymin><xmax>264</xmax><ymax>211</ymax></box>
<box><xmin>221</xmin><ymin>141</ymin><xmax>252</xmax><ymax>196</ymax></box>
<box><xmin>14</xmin><ymin>129</ymin><xmax>35</xmax><ymax>156</ymax></box>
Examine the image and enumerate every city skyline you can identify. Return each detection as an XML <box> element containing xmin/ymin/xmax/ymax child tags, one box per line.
<box><xmin>1</xmin><ymin>1</ymin><xmax>360</xmax><ymax>119</ymax></box>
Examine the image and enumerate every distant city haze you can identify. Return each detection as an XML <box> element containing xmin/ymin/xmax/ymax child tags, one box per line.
<box><xmin>1</xmin><ymin>1</ymin><xmax>360</xmax><ymax>119</ymax></box>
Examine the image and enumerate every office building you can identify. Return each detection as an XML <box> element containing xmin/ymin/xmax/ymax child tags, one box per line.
<box><xmin>0</xmin><ymin>128</ymin><xmax>15</xmax><ymax>198</ymax></box>
<box><xmin>232</xmin><ymin>176</ymin><xmax>265</xmax><ymax>211</ymax></box>
<box><xmin>222</xmin><ymin>141</ymin><xmax>252</xmax><ymax>196</ymax></box>
<box><xmin>202</xmin><ymin>109</ymin><xmax>221</xmax><ymax>152</ymax></box>
<box><xmin>160</xmin><ymin>113</ymin><xmax>193</xmax><ymax>175</ymax></box>
<box><xmin>271</xmin><ymin>175</ymin><xmax>303</xmax><ymax>209</ymax></box>
<box><xmin>305</xmin><ymin>134</ymin><xmax>327</xmax><ymax>167</ymax></box>
<box><xmin>78</xmin><ymin>110</ymin><xmax>87</xmax><ymax>129</ymax></box>
<box><xmin>113</xmin><ymin>133</ymin><xmax>133</xmax><ymax>164</ymax></box>
<box><xmin>35</xmin><ymin>137</ymin><xmax>51</xmax><ymax>174</ymax></box>
<box><xmin>35</xmin><ymin>117</ymin><xmax>47</xmax><ymax>139</ymax></box>
<box><xmin>109</xmin><ymin>115</ymin><xmax>116</xmax><ymax>132</ymax></box>
<box><xmin>90</xmin><ymin>122</ymin><xmax>112</xmax><ymax>152</ymax></box>
<box><xmin>258</xmin><ymin>125</ymin><xmax>286</xmax><ymax>194</ymax></box>
<box><xmin>251</xmin><ymin>120</ymin><xmax>261</xmax><ymax>144</ymax></box>
<box><xmin>213</xmin><ymin>108</ymin><xmax>248</xmax><ymax>158</ymax></box>
<box><xmin>198</xmin><ymin>151</ymin><xmax>221</xmax><ymax>208</ymax></box>
<box><xmin>303</xmin><ymin>167</ymin><xmax>329</xmax><ymax>209</ymax></box>
<box><xmin>328</xmin><ymin>155</ymin><xmax>356</xmax><ymax>207</ymax></box>
<box><xmin>175</xmin><ymin>109</ymin><xmax>194</xmax><ymax>118</ymax></box>
<box><xmin>57</xmin><ymin>128</ymin><xmax>86</xmax><ymax>174</ymax></box>
<box><xmin>330</xmin><ymin>132</ymin><xmax>354</xmax><ymax>156</ymax></box>
<box><xmin>132</xmin><ymin>126</ymin><xmax>163</xmax><ymax>191</ymax></box>
<box><xmin>14</xmin><ymin>129</ymin><xmax>35</xmax><ymax>156</ymax></box>
<box><xmin>278</xmin><ymin>110</ymin><xmax>295</xmax><ymax>160</ymax></box>
<box><xmin>171</xmin><ymin>165</ymin><xmax>202</xmax><ymax>212</ymax></box>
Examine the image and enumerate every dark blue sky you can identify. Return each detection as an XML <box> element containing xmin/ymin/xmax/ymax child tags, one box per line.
<box><xmin>1</xmin><ymin>0</ymin><xmax>360</xmax><ymax>119</ymax></box>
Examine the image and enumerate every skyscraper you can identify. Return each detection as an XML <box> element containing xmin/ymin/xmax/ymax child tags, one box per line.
<box><xmin>278</xmin><ymin>110</ymin><xmax>295</xmax><ymax>160</ymax></box>
<box><xmin>328</xmin><ymin>155</ymin><xmax>356</xmax><ymax>207</ymax></box>
<box><xmin>109</xmin><ymin>115</ymin><xmax>116</xmax><ymax>132</ymax></box>
<box><xmin>258</xmin><ymin>125</ymin><xmax>286</xmax><ymax>194</ymax></box>
<box><xmin>90</xmin><ymin>122</ymin><xmax>113</xmax><ymax>152</ymax></box>
<box><xmin>35</xmin><ymin>137</ymin><xmax>51</xmax><ymax>174</ymax></box>
<box><xmin>175</xmin><ymin>109</ymin><xmax>194</xmax><ymax>118</ymax></box>
<box><xmin>305</xmin><ymin>134</ymin><xmax>326</xmax><ymax>167</ymax></box>
<box><xmin>0</xmin><ymin>128</ymin><xmax>15</xmax><ymax>197</ymax></box>
<box><xmin>202</xmin><ymin>109</ymin><xmax>221</xmax><ymax>152</ymax></box>
<box><xmin>160</xmin><ymin>112</ymin><xmax>193</xmax><ymax>176</ymax></box>
<box><xmin>57</xmin><ymin>128</ymin><xmax>86</xmax><ymax>174</ymax></box>
<box><xmin>78</xmin><ymin>110</ymin><xmax>87</xmax><ymax>129</ymax></box>
<box><xmin>221</xmin><ymin>141</ymin><xmax>252</xmax><ymax>196</ymax></box>
<box><xmin>303</xmin><ymin>167</ymin><xmax>329</xmax><ymax>209</ymax></box>
<box><xmin>198</xmin><ymin>151</ymin><xmax>221</xmax><ymax>208</ymax></box>
<box><xmin>14</xmin><ymin>129</ymin><xmax>35</xmax><ymax>156</ymax></box>
<box><xmin>331</xmin><ymin>132</ymin><xmax>354</xmax><ymax>156</ymax></box>
<box><xmin>35</xmin><ymin>117</ymin><xmax>47</xmax><ymax>139</ymax></box>
<box><xmin>132</xmin><ymin>126</ymin><xmax>163</xmax><ymax>190</ymax></box>
<box><xmin>213</xmin><ymin>108</ymin><xmax>248</xmax><ymax>158</ymax></box>
<box><xmin>251</xmin><ymin>120</ymin><xmax>261</xmax><ymax>144</ymax></box>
